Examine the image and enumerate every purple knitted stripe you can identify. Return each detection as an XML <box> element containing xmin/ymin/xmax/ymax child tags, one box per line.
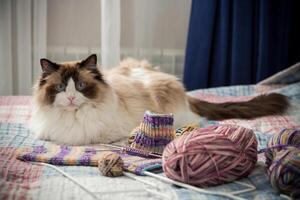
<box><xmin>134</xmin><ymin>132</ymin><xmax>173</xmax><ymax>147</ymax></box>
<box><xmin>143</xmin><ymin>115</ymin><xmax>173</xmax><ymax>126</ymax></box>
<box><xmin>49</xmin><ymin>146</ymin><xmax>72</xmax><ymax>165</ymax></box>
<box><xmin>22</xmin><ymin>154</ymin><xmax>34</xmax><ymax>161</ymax></box>
<box><xmin>21</xmin><ymin>146</ymin><xmax>47</xmax><ymax>162</ymax></box>
<box><xmin>79</xmin><ymin>148</ymin><xmax>96</xmax><ymax>166</ymax></box>
<box><xmin>33</xmin><ymin>146</ymin><xmax>47</xmax><ymax>153</ymax></box>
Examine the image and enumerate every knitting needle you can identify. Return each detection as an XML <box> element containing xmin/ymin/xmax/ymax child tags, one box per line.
<box><xmin>280</xmin><ymin>194</ymin><xmax>292</xmax><ymax>200</ymax></box>
<box><xmin>84</xmin><ymin>148</ymin><xmax>112</xmax><ymax>152</ymax></box>
<box><xmin>29</xmin><ymin>162</ymin><xmax>100</xmax><ymax>200</ymax></box>
<box><xmin>123</xmin><ymin>172</ymin><xmax>172</xmax><ymax>200</ymax></box>
<box><xmin>143</xmin><ymin>171</ymin><xmax>247</xmax><ymax>200</ymax></box>
<box><xmin>123</xmin><ymin>172</ymin><xmax>158</xmax><ymax>188</ymax></box>
<box><xmin>94</xmin><ymin>143</ymin><xmax>163</xmax><ymax>158</ymax></box>
<box><xmin>230</xmin><ymin>181</ymin><xmax>256</xmax><ymax>195</ymax></box>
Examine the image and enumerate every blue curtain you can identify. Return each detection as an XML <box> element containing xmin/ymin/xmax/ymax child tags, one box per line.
<box><xmin>184</xmin><ymin>0</ymin><xmax>300</xmax><ymax>91</ymax></box>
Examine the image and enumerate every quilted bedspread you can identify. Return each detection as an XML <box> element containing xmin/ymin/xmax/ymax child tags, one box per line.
<box><xmin>0</xmin><ymin>67</ymin><xmax>300</xmax><ymax>200</ymax></box>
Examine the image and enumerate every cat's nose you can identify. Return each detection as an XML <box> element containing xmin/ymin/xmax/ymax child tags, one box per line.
<box><xmin>67</xmin><ymin>96</ymin><xmax>75</xmax><ymax>102</ymax></box>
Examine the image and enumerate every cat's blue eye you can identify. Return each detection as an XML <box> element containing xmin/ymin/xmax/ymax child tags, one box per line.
<box><xmin>76</xmin><ymin>81</ymin><xmax>86</xmax><ymax>91</ymax></box>
<box><xmin>55</xmin><ymin>83</ymin><xmax>65</xmax><ymax>92</ymax></box>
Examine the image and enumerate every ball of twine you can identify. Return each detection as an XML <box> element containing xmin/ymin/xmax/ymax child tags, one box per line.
<box><xmin>98</xmin><ymin>152</ymin><xmax>124</xmax><ymax>177</ymax></box>
<box><xmin>162</xmin><ymin>125</ymin><xmax>257</xmax><ymax>187</ymax></box>
<box><xmin>265</xmin><ymin>129</ymin><xmax>300</xmax><ymax>199</ymax></box>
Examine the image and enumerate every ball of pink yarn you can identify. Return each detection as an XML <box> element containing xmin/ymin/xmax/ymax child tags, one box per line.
<box><xmin>162</xmin><ymin>125</ymin><xmax>258</xmax><ymax>187</ymax></box>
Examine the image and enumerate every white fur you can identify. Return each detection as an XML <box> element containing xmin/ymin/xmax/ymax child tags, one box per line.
<box><xmin>130</xmin><ymin>68</ymin><xmax>152</xmax><ymax>85</ymax></box>
<box><xmin>31</xmin><ymin>87</ymin><xmax>134</xmax><ymax>145</ymax></box>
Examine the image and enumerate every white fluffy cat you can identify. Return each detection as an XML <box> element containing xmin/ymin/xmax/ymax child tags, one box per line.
<box><xmin>31</xmin><ymin>54</ymin><xmax>288</xmax><ymax>145</ymax></box>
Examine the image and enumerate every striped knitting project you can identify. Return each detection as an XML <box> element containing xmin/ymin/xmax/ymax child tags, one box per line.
<box><xmin>16</xmin><ymin>144</ymin><xmax>162</xmax><ymax>175</ymax></box>
<box><xmin>130</xmin><ymin>111</ymin><xmax>175</xmax><ymax>154</ymax></box>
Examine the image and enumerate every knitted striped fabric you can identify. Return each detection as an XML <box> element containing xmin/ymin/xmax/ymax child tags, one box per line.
<box><xmin>16</xmin><ymin>145</ymin><xmax>162</xmax><ymax>176</ymax></box>
<box><xmin>130</xmin><ymin>111</ymin><xmax>175</xmax><ymax>154</ymax></box>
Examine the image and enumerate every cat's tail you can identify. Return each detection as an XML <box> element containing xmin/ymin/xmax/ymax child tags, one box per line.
<box><xmin>187</xmin><ymin>93</ymin><xmax>289</xmax><ymax>120</ymax></box>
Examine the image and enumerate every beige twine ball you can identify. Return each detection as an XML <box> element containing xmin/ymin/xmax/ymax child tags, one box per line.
<box><xmin>98</xmin><ymin>152</ymin><xmax>124</xmax><ymax>177</ymax></box>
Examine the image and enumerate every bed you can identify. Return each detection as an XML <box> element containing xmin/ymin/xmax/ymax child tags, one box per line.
<box><xmin>1</xmin><ymin>64</ymin><xmax>299</xmax><ymax>200</ymax></box>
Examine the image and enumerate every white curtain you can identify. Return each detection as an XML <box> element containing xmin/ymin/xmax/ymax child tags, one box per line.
<box><xmin>0</xmin><ymin>0</ymin><xmax>47</xmax><ymax>95</ymax></box>
<box><xmin>101</xmin><ymin>0</ymin><xmax>120</xmax><ymax>69</ymax></box>
<box><xmin>0</xmin><ymin>0</ymin><xmax>12</xmax><ymax>95</ymax></box>
<box><xmin>100</xmin><ymin>0</ymin><xmax>191</xmax><ymax>76</ymax></box>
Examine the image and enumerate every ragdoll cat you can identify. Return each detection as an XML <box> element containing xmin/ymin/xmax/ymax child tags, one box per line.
<box><xmin>31</xmin><ymin>54</ymin><xmax>289</xmax><ymax>145</ymax></box>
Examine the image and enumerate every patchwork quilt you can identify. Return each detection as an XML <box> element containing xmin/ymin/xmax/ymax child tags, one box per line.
<box><xmin>0</xmin><ymin>67</ymin><xmax>299</xmax><ymax>200</ymax></box>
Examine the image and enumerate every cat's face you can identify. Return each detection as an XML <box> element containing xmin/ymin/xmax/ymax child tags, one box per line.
<box><xmin>35</xmin><ymin>54</ymin><xmax>107</xmax><ymax>111</ymax></box>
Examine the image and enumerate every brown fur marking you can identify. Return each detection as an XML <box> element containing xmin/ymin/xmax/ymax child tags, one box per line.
<box><xmin>35</xmin><ymin>60</ymin><xmax>107</xmax><ymax>106</ymax></box>
<box><xmin>188</xmin><ymin>93</ymin><xmax>289</xmax><ymax>120</ymax></box>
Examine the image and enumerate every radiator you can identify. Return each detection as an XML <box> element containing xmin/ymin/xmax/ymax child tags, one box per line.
<box><xmin>47</xmin><ymin>46</ymin><xmax>185</xmax><ymax>80</ymax></box>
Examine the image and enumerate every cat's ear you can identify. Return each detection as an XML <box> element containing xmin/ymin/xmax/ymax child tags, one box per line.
<box><xmin>40</xmin><ymin>59</ymin><xmax>59</xmax><ymax>73</ymax></box>
<box><xmin>80</xmin><ymin>54</ymin><xmax>97</xmax><ymax>69</ymax></box>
